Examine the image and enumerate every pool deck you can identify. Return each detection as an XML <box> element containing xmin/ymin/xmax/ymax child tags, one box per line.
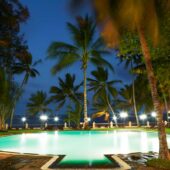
<box><xmin>0</xmin><ymin>152</ymin><xmax>52</xmax><ymax>170</ymax></box>
<box><xmin>0</xmin><ymin>151</ymin><xmax>162</xmax><ymax>170</ymax></box>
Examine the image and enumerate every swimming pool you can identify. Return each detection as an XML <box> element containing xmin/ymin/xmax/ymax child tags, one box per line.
<box><xmin>0</xmin><ymin>130</ymin><xmax>169</xmax><ymax>167</ymax></box>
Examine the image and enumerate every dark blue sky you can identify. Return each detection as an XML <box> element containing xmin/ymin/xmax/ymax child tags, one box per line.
<box><xmin>15</xmin><ymin>0</ymin><xmax>132</xmax><ymax>115</ymax></box>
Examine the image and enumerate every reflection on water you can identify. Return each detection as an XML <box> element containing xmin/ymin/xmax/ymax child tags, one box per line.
<box><xmin>0</xmin><ymin>130</ymin><xmax>169</xmax><ymax>162</ymax></box>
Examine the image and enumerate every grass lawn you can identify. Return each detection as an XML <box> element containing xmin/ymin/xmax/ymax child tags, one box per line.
<box><xmin>0</xmin><ymin>129</ymin><xmax>43</xmax><ymax>136</ymax></box>
<box><xmin>147</xmin><ymin>158</ymin><xmax>170</xmax><ymax>170</ymax></box>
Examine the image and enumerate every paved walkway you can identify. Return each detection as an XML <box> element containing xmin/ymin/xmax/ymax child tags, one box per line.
<box><xmin>0</xmin><ymin>152</ymin><xmax>165</xmax><ymax>170</ymax></box>
<box><xmin>0</xmin><ymin>153</ymin><xmax>51</xmax><ymax>170</ymax></box>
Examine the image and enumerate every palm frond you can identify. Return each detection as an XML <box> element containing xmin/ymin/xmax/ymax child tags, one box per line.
<box><xmin>51</xmin><ymin>54</ymin><xmax>79</xmax><ymax>74</ymax></box>
<box><xmin>47</xmin><ymin>42</ymin><xmax>78</xmax><ymax>58</ymax></box>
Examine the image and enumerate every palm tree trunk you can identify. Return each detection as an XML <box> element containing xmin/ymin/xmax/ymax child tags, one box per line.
<box><xmin>138</xmin><ymin>27</ymin><xmax>170</xmax><ymax>160</ymax></box>
<box><xmin>83</xmin><ymin>68</ymin><xmax>88</xmax><ymax>127</ymax></box>
<box><xmin>163</xmin><ymin>93</ymin><xmax>169</xmax><ymax>123</ymax></box>
<box><xmin>106</xmin><ymin>95</ymin><xmax>118</xmax><ymax>126</ymax></box>
<box><xmin>132</xmin><ymin>79</ymin><xmax>140</xmax><ymax>126</ymax></box>
<box><xmin>0</xmin><ymin>114</ymin><xmax>5</xmax><ymax>130</ymax></box>
<box><xmin>0</xmin><ymin>115</ymin><xmax>2</xmax><ymax>130</ymax></box>
<box><xmin>131</xmin><ymin>62</ymin><xmax>140</xmax><ymax>126</ymax></box>
<box><xmin>10</xmin><ymin>73</ymin><xmax>28</xmax><ymax>128</ymax></box>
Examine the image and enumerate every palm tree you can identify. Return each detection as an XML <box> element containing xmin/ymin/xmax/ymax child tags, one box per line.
<box><xmin>10</xmin><ymin>54</ymin><xmax>40</xmax><ymax>127</ymax></box>
<box><xmin>117</xmin><ymin>35</ymin><xmax>142</xmax><ymax>126</ymax></box>
<box><xmin>88</xmin><ymin>67</ymin><xmax>121</xmax><ymax>126</ymax></box>
<box><xmin>0</xmin><ymin>69</ymin><xmax>12</xmax><ymax>130</ymax></box>
<box><xmin>65</xmin><ymin>104</ymin><xmax>82</xmax><ymax>128</ymax></box>
<box><xmin>119</xmin><ymin>81</ymin><xmax>153</xmax><ymax>123</ymax></box>
<box><xmin>27</xmin><ymin>91</ymin><xmax>51</xmax><ymax>116</ymax></box>
<box><xmin>119</xmin><ymin>85</ymin><xmax>136</xmax><ymax>113</ymax></box>
<box><xmin>50</xmin><ymin>73</ymin><xmax>83</xmax><ymax>127</ymax></box>
<box><xmin>47</xmin><ymin>16</ymin><xmax>113</xmax><ymax>127</ymax></box>
<box><xmin>92</xmin><ymin>0</ymin><xmax>170</xmax><ymax>159</ymax></box>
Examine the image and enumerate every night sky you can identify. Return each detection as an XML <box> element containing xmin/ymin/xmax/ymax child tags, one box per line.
<box><xmin>15</xmin><ymin>0</ymin><xmax>132</xmax><ymax>116</ymax></box>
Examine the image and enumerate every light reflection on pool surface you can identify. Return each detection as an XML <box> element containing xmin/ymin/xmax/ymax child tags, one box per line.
<box><xmin>0</xmin><ymin>130</ymin><xmax>169</xmax><ymax>166</ymax></box>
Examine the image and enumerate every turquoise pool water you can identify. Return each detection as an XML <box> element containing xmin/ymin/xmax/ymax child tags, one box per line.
<box><xmin>0</xmin><ymin>130</ymin><xmax>169</xmax><ymax>166</ymax></box>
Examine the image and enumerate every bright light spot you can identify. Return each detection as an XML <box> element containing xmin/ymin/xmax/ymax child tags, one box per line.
<box><xmin>113</xmin><ymin>115</ymin><xmax>117</xmax><ymax>120</ymax></box>
<box><xmin>21</xmin><ymin>117</ymin><xmax>26</xmax><ymax>122</ymax></box>
<box><xmin>87</xmin><ymin>117</ymin><xmax>91</xmax><ymax>122</ymax></box>
<box><xmin>40</xmin><ymin>115</ymin><xmax>48</xmax><ymax>121</ymax></box>
<box><xmin>54</xmin><ymin>116</ymin><xmax>59</xmax><ymax>122</ymax></box>
<box><xmin>140</xmin><ymin>114</ymin><xmax>147</xmax><ymax>120</ymax></box>
<box><xmin>120</xmin><ymin>111</ymin><xmax>128</xmax><ymax>118</ymax></box>
<box><xmin>151</xmin><ymin>111</ymin><xmax>157</xmax><ymax>117</ymax></box>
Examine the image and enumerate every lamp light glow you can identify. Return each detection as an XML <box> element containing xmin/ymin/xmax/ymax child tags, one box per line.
<box><xmin>40</xmin><ymin>115</ymin><xmax>48</xmax><ymax>121</ymax></box>
<box><xmin>140</xmin><ymin>114</ymin><xmax>147</xmax><ymax>120</ymax></box>
<box><xmin>120</xmin><ymin>111</ymin><xmax>128</xmax><ymax>118</ymax></box>
<box><xmin>151</xmin><ymin>111</ymin><xmax>157</xmax><ymax>118</ymax></box>
<box><xmin>87</xmin><ymin>117</ymin><xmax>91</xmax><ymax>122</ymax></box>
<box><xmin>54</xmin><ymin>116</ymin><xmax>59</xmax><ymax>122</ymax></box>
<box><xmin>113</xmin><ymin>115</ymin><xmax>117</xmax><ymax>121</ymax></box>
<box><xmin>21</xmin><ymin>117</ymin><xmax>26</xmax><ymax>122</ymax></box>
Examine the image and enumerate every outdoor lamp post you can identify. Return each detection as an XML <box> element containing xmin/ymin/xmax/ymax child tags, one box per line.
<box><xmin>112</xmin><ymin>115</ymin><xmax>117</xmax><ymax>127</ymax></box>
<box><xmin>21</xmin><ymin>117</ymin><xmax>26</xmax><ymax>128</ymax></box>
<box><xmin>113</xmin><ymin>115</ymin><xmax>117</xmax><ymax>121</ymax></box>
<box><xmin>139</xmin><ymin>114</ymin><xmax>147</xmax><ymax>125</ymax></box>
<box><xmin>120</xmin><ymin>111</ymin><xmax>128</xmax><ymax>126</ymax></box>
<box><xmin>151</xmin><ymin>111</ymin><xmax>157</xmax><ymax>118</ymax></box>
<box><xmin>167</xmin><ymin>111</ymin><xmax>170</xmax><ymax>123</ymax></box>
<box><xmin>40</xmin><ymin>115</ymin><xmax>48</xmax><ymax>129</ymax></box>
<box><xmin>54</xmin><ymin>116</ymin><xmax>59</xmax><ymax>129</ymax></box>
<box><xmin>151</xmin><ymin>111</ymin><xmax>157</xmax><ymax>125</ymax></box>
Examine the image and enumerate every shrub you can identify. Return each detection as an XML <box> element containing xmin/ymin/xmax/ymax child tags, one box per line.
<box><xmin>146</xmin><ymin>158</ymin><xmax>170</xmax><ymax>170</ymax></box>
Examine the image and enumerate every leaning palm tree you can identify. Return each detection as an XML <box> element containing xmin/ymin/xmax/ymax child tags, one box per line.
<box><xmin>47</xmin><ymin>16</ymin><xmax>113</xmax><ymax>126</ymax></box>
<box><xmin>92</xmin><ymin>0</ymin><xmax>170</xmax><ymax>159</ymax></box>
<box><xmin>10</xmin><ymin>54</ymin><xmax>40</xmax><ymax>127</ymax></box>
<box><xmin>92</xmin><ymin>97</ymin><xmax>115</xmax><ymax>124</ymax></box>
<box><xmin>119</xmin><ymin>84</ymin><xmax>143</xmax><ymax>125</ymax></box>
<box><xmin>27</xmin><ymin>91</ymin><xmax>51</xmax><ymax>116</ymax></box>
<box><xmin>119</xmin><ymin>85</ymin><xmax>136</xmax><ymax>112</ymax></box>
<box><xmin>88</xmin><ymin>67</ymin><xmax>121</xmax><ymax>126</ymax></box>
<box><xmin>50</xmin><ymin>73</ymin><xmax>83</xmax><ymax>127</ymax></box>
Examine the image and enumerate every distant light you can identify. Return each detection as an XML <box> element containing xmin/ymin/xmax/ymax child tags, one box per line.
<box><xmin>113</xmin><ymin>115</ymin><xmax>117</xmax><ymax>121</ymax></box>
<box><xmin>151</xmin><ymin>111</ymin><xmax>157</xmax><ymax>118</ymax></box>
<box><xmin>21</xmin><ymin>117</ymin><xmax>26</xmax><ymax>122</ymax></box>
<box><xmin>168</xmin><ymin>116</ymin><xmax>170</xmax><ymax>120</ymax></box>
<box><xmin>40</xmin><ymin>115</ymin><xmax>48</xmax><ymax>121</ymax></box>
<box><xmin>140</xmin><ymin>114</ymin><xmax>147</xmax><ymax>120</ymax></box>
<box><xmin>120</xmin><ymin>111</ymin><xmax>128</xmax><ymax>118</ymax></box>
<box><xmin>54</xmin><ymin>116</ymin><xmax>59</xmax><ymax>122</ymax></box>
<box><xmin>87</xmin><ymin>117</ymin><xmax>91</xmax><ymax>122</ymax></box>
